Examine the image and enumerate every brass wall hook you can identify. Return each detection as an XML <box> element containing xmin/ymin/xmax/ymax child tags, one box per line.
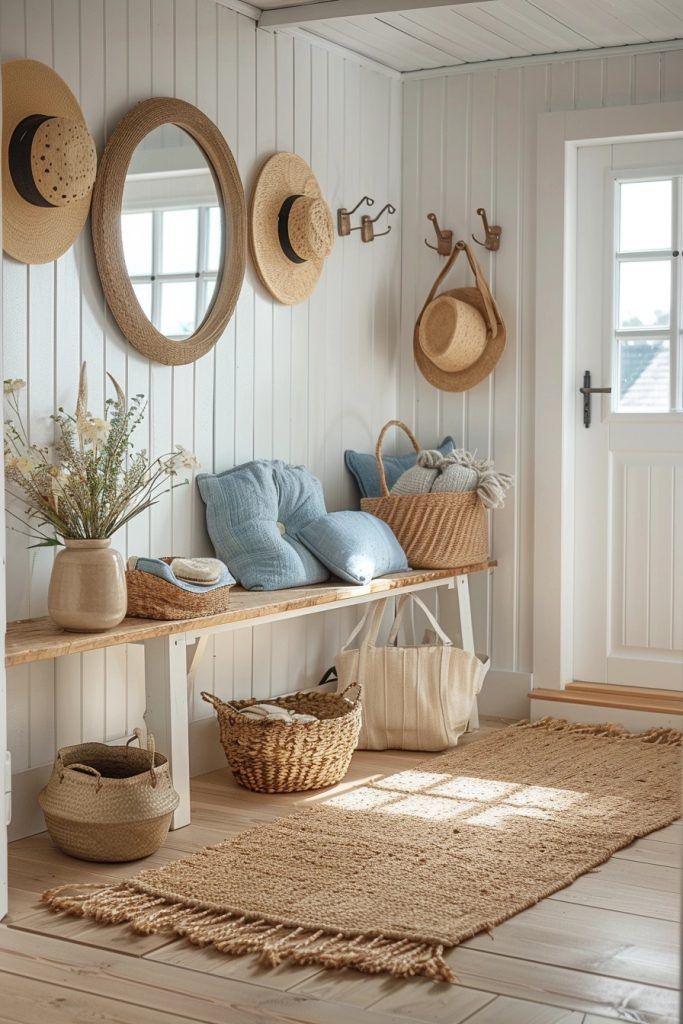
<box><xmin>337</xmin><ymin>196</ymin><xmax>374</xmax><ymax>237</ymax></box>
<box><xmin>425</xmin><ymin>212</ymin><xmax>453</xmax><ymax>256</ymax></box>
<box><xmin>472</xmin><ymin>207</ymin><xmax>502</xmax><ymax>252</ymax></box>
<box><xmin>360</xmin><ymin>202</ymin><xmax>396</xmax><ymax>242</ymax></box>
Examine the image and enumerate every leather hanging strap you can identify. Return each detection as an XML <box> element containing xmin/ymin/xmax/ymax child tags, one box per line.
<box><xmin>418</xmin><ymin>240</ymin><xmax>501</xmax><ymax>340</ymax></box>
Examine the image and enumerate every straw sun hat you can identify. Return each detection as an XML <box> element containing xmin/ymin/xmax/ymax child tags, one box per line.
<box><xmin>250</xmin><ymin>152</ymin><xmax>334</xmax><ymax>305</ymax></box>
<box><xmin>414</xmin><ymin>241</ymin><xmax>506</xmax><ymax>392</ymax></box>
<box><xmin>2</xmin><ymin>59</ymin><xmax>97</xmax><ymax>264</ymax></box>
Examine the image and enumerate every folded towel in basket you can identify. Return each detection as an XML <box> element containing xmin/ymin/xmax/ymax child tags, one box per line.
<box><xmin>127</xmin><ymin>556</ymin><xmax>235</xmax><ymax>594</ymax></box>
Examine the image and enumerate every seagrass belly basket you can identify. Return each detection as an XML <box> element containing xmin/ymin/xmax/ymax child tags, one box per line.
<box><xmin>39</xmin><ymin>729</ymin><xmax>179</xmax><ymax>862</ymax></box>
<box><xmin>361</xmin><ymin>420</ymin><xmax>489</xmax><ymax>570</ymax></box>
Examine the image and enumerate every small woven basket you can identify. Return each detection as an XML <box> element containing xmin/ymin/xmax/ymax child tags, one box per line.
<box><xmin>201</xmin><ymin>686</ymin><xmax>362</xmax><ymax>794</ymax></box>
<box><xmin>126</xmin><ymin>556</ymin><xmax>232</xmax><ymax>620</ymax></box>
<box><xmin>38</xmin><ymin>729</ymin><xmax>179</xmax><ymax>862</ymax></box>
<box><xmin>361</xmin><ymin>420</ymin><xmax>489</xmax><ymax>569</ymax></box>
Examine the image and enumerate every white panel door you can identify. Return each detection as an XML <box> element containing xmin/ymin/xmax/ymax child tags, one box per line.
<box><xmin>574</xmin><ymin>139</ymin><xmax>683</xmax><ymax>690</ymax></box>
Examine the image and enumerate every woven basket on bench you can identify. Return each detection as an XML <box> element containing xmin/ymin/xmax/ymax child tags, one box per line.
<box><xmin>126</xmin><ymin>556</ymin><xmax>232</xmax><ymax>620</ymax></box>
<box><xmin>361</xmin><ymin>420</ymin><xmax>489</xmax><ymax>570</ymax></box>
<box><xmin>201</xmin><ymin>687</ymin><xmax>362</xmax><ymax>793</ymax></box>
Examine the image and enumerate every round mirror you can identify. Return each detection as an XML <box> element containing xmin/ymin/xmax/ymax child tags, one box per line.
<box><xmin>92</xmin><ymin>98</ymin><xmax>246</xmax><ymax>365</ymax></box>
<box><xmin>121</xmin><ymin>125</ymin><xmax>224</xmax><ymax>342</ymax></box>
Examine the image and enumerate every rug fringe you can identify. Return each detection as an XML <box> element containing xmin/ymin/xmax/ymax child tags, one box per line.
<box><xmin>41</xmin><ymin>883</ymin><xmax>457</xmax><ymax>983</ymax></box>
<box><xmin>520</xmin><ymin>717</ymin><xmax>682</xmax><ymax>746</ymax></box>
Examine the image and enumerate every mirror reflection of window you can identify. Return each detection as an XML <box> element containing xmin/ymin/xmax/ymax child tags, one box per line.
<box><xmin>121</xmin><ymin>124</ymin><xmax>224</xmax><ymax>341</ymax></box>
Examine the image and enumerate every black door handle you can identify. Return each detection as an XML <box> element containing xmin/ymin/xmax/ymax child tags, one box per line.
<box><xmin>580</xmin><ymin>371</ymin><xmax>611</xmax><ymax>428</ymax></box>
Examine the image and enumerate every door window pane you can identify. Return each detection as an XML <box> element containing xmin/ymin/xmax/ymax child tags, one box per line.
<box><xmin>159</xmin><ymin>281</ymin><xmax>197</xmax><ymax>339</ymax></box>
<box><xmin>160</xmin><ymin>209</ymin><xmax>199</xmax><ymax>274</ymax></box>
<box><xmin>618</xmin><ymin>338</ymin><xmax>670</xmax><ymax>411</ymax></box>
<box><xmin>618</xmin><ymin>260</ymin><xmax>670</xmax><ymax>329</ymax></box>
<box><xmin>132</xmin><ymin>282</ymin><xmax>152</xmax><ymax>320</ymax></box>
<box><xmin>122</xmin><ymin>212</ymin><xmax>153</xmax><ymax>276</ymax></box>
<box><xmin>619</xmin><ymin>180</ymin><xmax>671</xmax><ymax>252</ymax></box>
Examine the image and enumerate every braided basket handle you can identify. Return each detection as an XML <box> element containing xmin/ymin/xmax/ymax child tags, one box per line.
<box><xmin>374</xmin><ymin>420</ymin><xmax>421</xmax><ymax>498</ymax></box>
<box><xmin>339</xmin><ymin>682</ymin><xmax>362</xmax><ymax>706</ymax></box>
<box><xmin>126</xmin><ymin>727</ymin><xmax>157</xmax><ymax>788</ymax></box>
<box><xmin>62</xmin><ymin>762</ymin><xmax>103</xmax><ymax>792</ymax></box>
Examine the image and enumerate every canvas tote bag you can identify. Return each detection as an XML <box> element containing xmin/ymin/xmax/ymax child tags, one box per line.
<box><xmin>335</xmin><ymin>594</ymin><xmax>487</xmax><ymax>751</ymax></box>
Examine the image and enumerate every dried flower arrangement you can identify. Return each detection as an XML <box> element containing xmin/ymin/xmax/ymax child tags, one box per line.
<box><xmin>3</xmin><ymin>363</ymin><xmax>198</xmax><ymax>547</ymax></box>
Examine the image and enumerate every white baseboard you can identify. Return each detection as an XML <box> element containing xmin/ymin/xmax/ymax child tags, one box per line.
<box><xmin>478</xmin><ymin>670</ymin><xmax>532</xmax><ymax>721</ymax></box>
<box><xmin>530</xmin><ymin>698</ymin><xmax>683</xmax><ymax>733</ymax></box>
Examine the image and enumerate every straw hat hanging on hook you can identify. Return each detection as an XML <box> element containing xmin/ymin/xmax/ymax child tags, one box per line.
<box><xmin>2</xmin><ymin>59</ymin><xmax>97</xmax><ymax>264</ymax></box>
<box><xmin>414</xmin><ymin>240</ymin><xmax>506</xmax><ymax>392</ymax></box>
<box><xmin>250</xmin><ymin>152</ymin><xmax>335</xmax><ymax>305</ymax></box>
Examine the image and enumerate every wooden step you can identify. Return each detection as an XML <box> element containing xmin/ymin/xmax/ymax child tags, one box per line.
<box><xmin>529</xmin><ymin>681</ymin><xmax>683</xmax><ymax>716</ymax></box>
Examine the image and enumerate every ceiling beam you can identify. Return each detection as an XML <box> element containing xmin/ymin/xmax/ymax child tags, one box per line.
<box><xmin>258</xmin><ymin>1</ymin><xmax>486</xmax><ymax>30</ymax></box>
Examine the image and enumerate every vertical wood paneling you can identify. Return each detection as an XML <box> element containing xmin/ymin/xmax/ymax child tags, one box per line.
<box><xmin>400</xmin><ymin>46</ymin><xmax>679</xmax><ymax>677</ymax></box>
<box><xmin>3</xmin><ymin>0</ymin><xmax>401</xmax><ymax>823</ymax></box>
<box><xmin>648</xmin><ymin>465</ymin><xmax>674</xmax><ymax>651</ymax></box>
<box><xmin>623</xmin><ymin>464</ymin><xmax>650</xmax><ymax>649</ymax></box>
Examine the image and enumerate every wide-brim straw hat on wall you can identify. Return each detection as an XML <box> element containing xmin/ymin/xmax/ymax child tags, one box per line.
<box><xmin>250</xmin><ymin>152</ymin><xmax>334</xmax><ymax>305</ymax></box>
<box><xmin>414</xmin><ymin>240</ymin><xmax>506</xmax><ymax>392</ymax></box>
<box><xmin>2</xmin><ymin>59</ymin><xmax>97</xmax><ymax>264</ymax></box>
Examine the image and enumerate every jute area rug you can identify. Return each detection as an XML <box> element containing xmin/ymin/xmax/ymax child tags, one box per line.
<box><xmin>43</xmin><ymin>718</ymin><xmax>681</xmax><ymax>983</ymax></box>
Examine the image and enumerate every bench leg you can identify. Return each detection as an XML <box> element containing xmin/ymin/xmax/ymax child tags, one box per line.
<box><xmin>143</xmin><ymin>635</ymin><xmax>191</xmax><ymax>829</ymax></box>
<box><xmin>456</xmin><ymin>575</ymin><xmax>479</xmax><ymax>731</ymax></box>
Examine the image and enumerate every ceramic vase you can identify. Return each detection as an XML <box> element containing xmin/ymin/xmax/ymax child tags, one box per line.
<box><xmin>48</xmin><ymin>539</ymin><xmax>127</xmax><ymax>632</ymax></box>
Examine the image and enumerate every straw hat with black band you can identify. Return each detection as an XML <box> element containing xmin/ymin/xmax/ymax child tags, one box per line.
<box><xmin>2</xmin><ymin>59</ymin><xmax>97</xmax><ymax>264</ymax></box>
<box><xmin>414</xmin><ymin>240</ymin><xmax>506</xmax><ymax>392</ymax></box>
<box><xmin>250</xmin><ymin>152</ymin><xmax>334</xmax><ymax>306</ymax></box>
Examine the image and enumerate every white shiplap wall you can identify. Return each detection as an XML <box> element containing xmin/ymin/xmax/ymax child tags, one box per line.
<box><xmin>400</xmin><ymin>46</ymin><xmax>683</xmax><ymax>703</ymax></box>
<box><xmin>2</xmin><ymin>0</ymin><xmax>402</xmax><ymax>837</ymax></box>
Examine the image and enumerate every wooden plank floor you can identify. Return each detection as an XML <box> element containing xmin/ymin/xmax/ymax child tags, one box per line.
<box><xmin>3</xmin><ymin>718</ymin><xmax>680</xmax><ymax>1024</ymax></box>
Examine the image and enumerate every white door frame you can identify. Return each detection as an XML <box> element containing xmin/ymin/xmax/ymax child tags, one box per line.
<box><xmin>0</xmin><ymin>65</ymin><xmax>7</xmax><ymax>919</ymax></box>
<box><xmin>533</xmin><ymin>99</ymin><xmax>683</xmax><ymax>692</ymax></box>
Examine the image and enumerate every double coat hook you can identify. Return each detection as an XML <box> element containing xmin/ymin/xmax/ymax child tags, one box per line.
<box><xmin>425</xmin><ymin>212</ymin><xmax>453</xmax><ymax>256</ymax></box>
<box><xmin>472</xmin><ymin>207</ymin><xmax>502</xmax><ymax>252</ymax></box>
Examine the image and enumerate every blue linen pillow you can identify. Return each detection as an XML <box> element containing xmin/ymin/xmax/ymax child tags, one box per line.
<box><xmin>298</xmin><ymin>511</ymin><xmax>409</xmax><ymax>585</ymax></box>
<box><xmin>345</xmin><ymin>435</ymin><xmax>456</xmax><ymax>499</ymax></box>
<box><xmin>196</xmin><ymin>460</ymin><xmax>330</xmax><ymax>591</ymax></box>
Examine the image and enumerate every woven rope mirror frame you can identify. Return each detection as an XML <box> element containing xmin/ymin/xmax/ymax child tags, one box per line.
<box><xmin>91</xmin><ymin>97</ymin><xmax>246</xmax><ymax>366</ymax></box>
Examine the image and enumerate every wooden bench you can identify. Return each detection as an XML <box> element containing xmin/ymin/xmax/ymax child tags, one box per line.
<box><xmin>6</xmin><ymin>561</ymin><xmax>495</xmax><ymax>828</ymax></box>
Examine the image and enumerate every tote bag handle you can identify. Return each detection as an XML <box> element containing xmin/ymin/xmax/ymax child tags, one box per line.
<box><xmin>418</xmin><ymin>240</ymin><xmax>501</xmax><ymax>340</ymax></box>
<box><xmin>386</xmin><ymin>593</ymin><xmax>453</xmax><ymax>647</ymax></box>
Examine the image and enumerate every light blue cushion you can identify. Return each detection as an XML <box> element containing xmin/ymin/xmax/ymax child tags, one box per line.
<box><xmin>298</xmin><ymin>511</ymin><xmax>409</xmax><ymax>585</ymax></box>
<box><xmin>130</xmin><ymin>557</ymin><xmax>235</xmax><ymax>593</ymax></box>
<box><xmin>345</xmin><ymin>435</ymin><xmax>456</xmax><ymax>499</ymax></box>
<box><xmin>196</xmin><ymin>460</ymin><xmax>329</xmax><ymax>591</ymax></box>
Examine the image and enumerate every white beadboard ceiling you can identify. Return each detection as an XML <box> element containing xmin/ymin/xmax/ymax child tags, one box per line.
<box><xmin>254</xmin><ymin>1</ymin><xmax>683</xmax><ymax>73</ymax></box>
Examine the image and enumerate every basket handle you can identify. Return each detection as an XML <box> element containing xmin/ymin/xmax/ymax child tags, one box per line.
<box><xmin>61</xmin><ymin>763</ymin><xmax>103</xmax><ymax>792</ymax></box>
<box><xmin>201</xmin><ymin>690</ymin><xmax>224</xmax><ymax>710</ymax></box>
<box><xmin>339</xmin><ymin>682</ymin><xmax>362</xmax><ymax>706</ymax></box>
<box><xmin>374</xmin><ymin>420</ymin><xmax>421</xmax><ymax>498</ymax></box>
<box><xmin>126</xmin><ymin>727</ymin><xmax>157</xmax><ymax>788</ymax></box>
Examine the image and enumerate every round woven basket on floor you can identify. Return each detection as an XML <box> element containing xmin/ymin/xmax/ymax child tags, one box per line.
<box><xmin>126</xmin><ymin>556</ymin><xmax>233</xmax><ymax>620</ymax></box>
<box><xmin>201</xmin><ymin>687</ymin><xmax>362</xmax><ymax>793</ymax></box>
<box><xmin>361</xmin><ymin>420</ymin><xmax>489</xmax><ymax>569</ymax></box>
<box><xmin>38</xmin><ymin>729</ymin><xmax>179</xmax><ymax>862</ymax></box>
